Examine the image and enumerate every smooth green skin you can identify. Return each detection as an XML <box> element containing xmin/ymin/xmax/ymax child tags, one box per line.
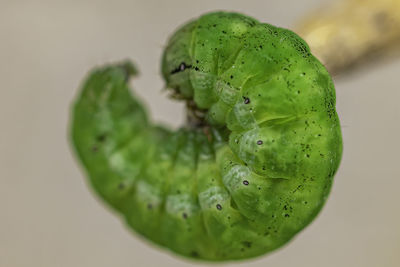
<box><xmin>71</xmin><ymin>12</ymin><xmax>342</xmax><ymax>261</ymax></box>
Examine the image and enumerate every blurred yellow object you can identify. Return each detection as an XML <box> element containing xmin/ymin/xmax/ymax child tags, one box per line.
<box><xmin>295</xmin><ymin>0</ymin><xmax>400</xmax><ymax>75</ymax></box>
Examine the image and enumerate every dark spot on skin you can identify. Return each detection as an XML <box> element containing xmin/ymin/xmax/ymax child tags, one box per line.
<box><xmin>243</xmin><ymin>180</ymin><xmax>249</xmax><ymax>186</ymax></box>
<box><xmin>230</xmin><ymin>75</ymin><xmax>234</xmax><ymax>79</ymax></box>
<box><xmin>216</xmin><ymin>204</ymin><xmax>222</xmax><ymax>210</ymax></box>
<box><xmin>118</xmin><ymin>183</ymin><xmax>125</xmax><ymax>190</ymax></box>
<box><xmin>242</xmin><ymin>241</ymin><xmax>252</xmax><ymax>248</ymax></box>
<box><xmin>243</xmin><ymin>97</ymin><xmax>250</xmax><ymax>104</ymax></box>
<box><xmin>182</xmin><ymin>213</ymin><xmax>188</xmax><ymax>219</ymax></box>
<box><xmin>284</xmin><ymin>214</ymin><xmax>290</xmax><ymax>217</ymax></box>
<box><xmin>222</xmin><ymin>30</ymin><xmax>227</xmax><ymax>34</ymax></box>
<box><xmin>97</xmin><ymin>134</ymin><xmax>107</xmax><ymax>142</ymax></box>
<box><xmin>257</xmin><ymin>140</ymin><xmax>263</xmax><ymax>145</ymax></box>
<box><xmin>191</xmin><ymin>251</ymin><xmax>199</xmax><ymax>257</ymax></box>
<box><xmin>293</xmin><ymin>184</ymin><xmax>303</xmax><ymax>193</ymax></box>
<box><xmin>147</xmin><ymin>203</ymin><xmax>153</xmax><ymax>210</ymax></box>
<box><xmin>91</xmin><ymin>146</ymin><xmax>98</xmax><ymax>152</ymax></box>
<box><xmin>194</xmin><ymin>67</ymin><xmax>199</xmax><ymax>71</ymax></box>
<box><xmin>306</xmin><ymin>154</ymin><xmax>310</xmax><ymax>158</ymax></box>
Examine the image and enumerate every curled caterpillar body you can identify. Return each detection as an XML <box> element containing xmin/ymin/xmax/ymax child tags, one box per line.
<box><xmin>71</xmin><ymin>12</ymin><xmax>342</xmax><ymax>261</ymax></box>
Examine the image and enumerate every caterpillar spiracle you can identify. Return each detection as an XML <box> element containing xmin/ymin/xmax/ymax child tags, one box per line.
<box><xmin>71</xmin><ymin>12</ymin><xmax>343</xmax><ymax>261</ymax></box>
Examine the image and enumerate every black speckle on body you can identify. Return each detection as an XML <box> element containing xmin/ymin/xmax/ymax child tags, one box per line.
<box><xmin>242</xmin><ymin>241</ymin><xmax>252</xmax><ymax>248</ymax></box>
<box><xmin>97</xmin><ymin>134</ymin><xmax>107</xmax><ymax>142</ymax></box>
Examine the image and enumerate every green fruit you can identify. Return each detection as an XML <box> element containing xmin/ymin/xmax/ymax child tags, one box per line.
<box><xmin>70</xmin><ymin>11</ymin><xmax>342</xmax><ymax>261</ymax></box>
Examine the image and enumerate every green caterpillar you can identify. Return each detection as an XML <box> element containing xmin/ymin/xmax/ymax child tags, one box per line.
<box><xmin>71</xmin><ymin>12</ymin><xmax>342</xmax><ymax>261</ymax></box>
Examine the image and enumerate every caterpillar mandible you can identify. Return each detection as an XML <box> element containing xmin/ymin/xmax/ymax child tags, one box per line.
<box><xmin>71</xmin><ymin>12</ymin><xmax>342</xmax><ymax>261</ymax></box>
